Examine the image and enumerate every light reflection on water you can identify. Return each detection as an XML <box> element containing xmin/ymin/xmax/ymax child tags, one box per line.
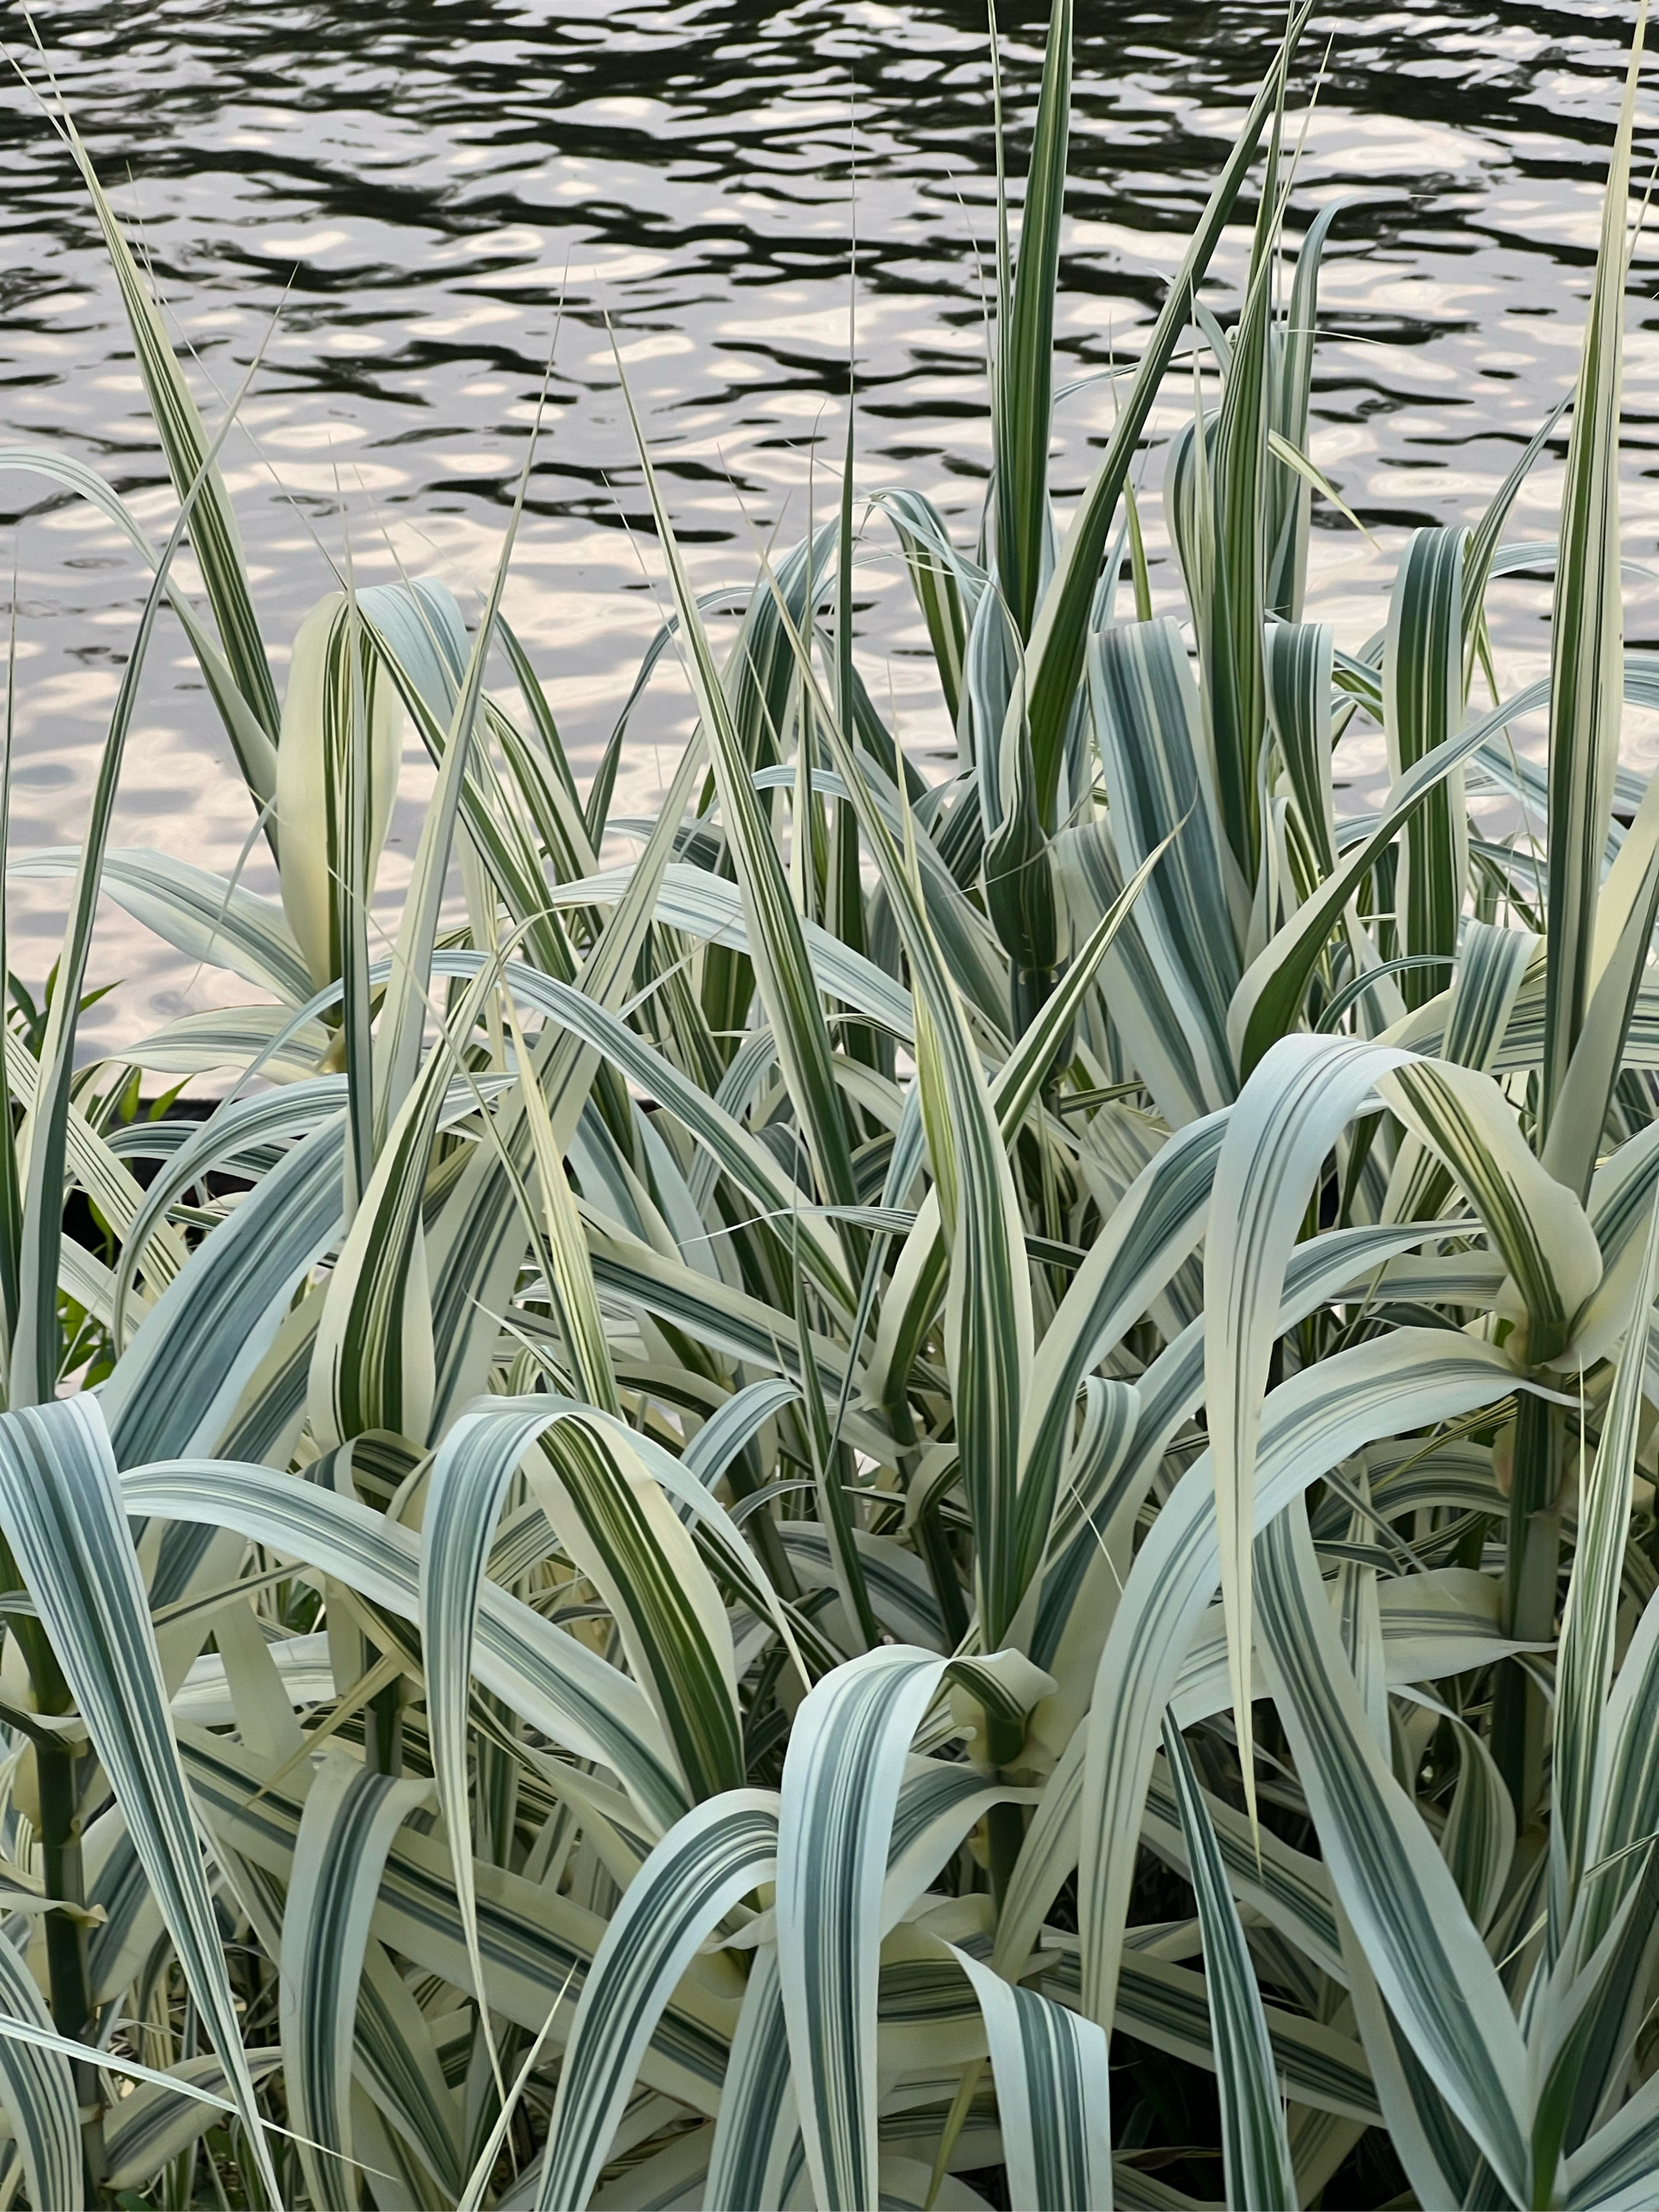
<box><xmin>1</xmin><ymin>0</ymin><xmax>1656</xmax><ymax>1050</ymax></box>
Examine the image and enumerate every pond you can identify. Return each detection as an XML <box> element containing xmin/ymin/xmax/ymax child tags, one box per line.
<box><xmin>0</xmin><ymin>0</ymin><xmax>1654</xmax><ymax>1046</ymax></box>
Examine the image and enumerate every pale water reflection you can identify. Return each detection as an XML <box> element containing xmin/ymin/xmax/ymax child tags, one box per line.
<box><xmin>1</xmin><ymin>0</ymin><xmax>1656</xmax><ymax>1052</ymax></box>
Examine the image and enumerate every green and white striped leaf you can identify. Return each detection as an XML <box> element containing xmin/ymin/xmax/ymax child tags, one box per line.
<box><xmin>1017</xmin><ymin>1111</ymin><xmax>1225</xmax><ymax>1597</ymax></box>
<box><xmin>430</xmin><ymin>948</ymin><xmax>851</xmax><ymax>1315</ymax></box>
<box><xmin>1264</xmin><ymin>619</ymin><xmax>1336</xmax><ymax>878</ymax></box>
<box><xmin>1193</xmin><ymin>161</ymin><xmax>1277</xmax><ymax>882</ymax></box>
<box><xmin>118</xmin><ymin>1003</ymin><xmax>330</xmax><ymax>1080</ymax></box>
<box><xmin>1554</xmin><ymin>1180</ymin><xmax>1659</xmax><ymax>1937</ymax></box>
<box><xmin>530</xmin><ymin>1417</ymin><xmax>744</xmax><ymax>1797</ymax></box>
<box><xmin>1384</xmin><ymin>528</ymin><xmax>1467</xmax><ymax>1010</ymax></box>
<box><xmin>173</xmin><ymin>1723</ymin><xmax>728</xmax><ymax>2107</ymax></box>
<box><xmin>1540</xmin><ymin>5</ymin><xmax>1647</xmax><ymax>1140</ymax></box>
<box><xmin>308</xmin><ymin>954</ymin><xmax>502</xmax><ymax>1448</ymax></box>
<box><xmin>1054</xmin><ymin>813</ymin><xmax>1218</xmax><ymax>1125</ymax></box>
<box><xmin>949</xmin><ymin>1942</ymin><xmax>1112</xmax><ymax>2212</ymax></box>
<box><xmin>992</xmin><ymin>0</ymin><xmax>1070</xmax><ymax>640</ymax></box>
<box><xmin>276</xmin><ymin>587</ymin><xmax>402</xmax><ymax>1201</ymax></box>
<box><xmin>776</xmin><ymin>1646</ymin><xmax>1050</xmax><ymax>2210</ymax></box>
<box><xmin>1444</xmin><ymin>919</ymin><xmax>1540</xmax><ymax>1074</ymax></box>
<box><xmin>1545</xmin><ymin>729</ymin><xmax>1659</xmax><ymax>1201</ymax></box>
<box><xmin>1068</xmin><ymin>1331</ymin><xmax>1514</xmax><ymax>2025</ymax></box>
<box><xmin>1376</xmin><ymin>1057</ymin><xmax>1603</xmax><ymax>1365</ymax></box>
<box><xmin>1015</xmin><ymin>2</ymin><xmax>1311</xmax><ymax>819</ymax></box>
<box><xmin>109</xmin><ymin>1075</ymin><xmax>344</xmax><ymax>1346</ymax></box>
<box><xmin>1204</xmin><ymin>1034</ymin><xmax>1405</xmax><ymax>1827</ymax></box>
<box><xmin>2</xmin><ymin>1028</ymin><xmax>187</xmax><ymax>1303</ymax></box>
<box><xmin>0</xmin><ymin>1396</ymin><xmax>280</xmax><ymax>2204</ymax></box>
<box><xmin>422</xmin><ymin>1390</ymin><xmax>753</xmax><ymax>2034</ymax></box>
<box><xmin>1268</xmin><ymin>202</ymin><xmax>1346</xmax><ymax>620</ymax></box>
<box><xmin>1228</xmin><ymin>680</ymin><xmax>1548</xmax><ymax>1072</ymax></box>
<box><xmin>0</xmin><ymin>448</ymin><xmax>278</xmax><ymax>809</ymax></box>
<box><xmin>878</xmin><ymin>490</ymin><xmax>981</xmax><ymax>726</ymax></box>
<box><xmin>0</xmin><ymin>1927</ymin><xmax>80</xmax><ymax>2212</ymax></box>
<box><xmin>124</xmin><ymin>1455</ymin><xmax>688</xmax><ymax>1830</ymax></box>
<box><xmin>11</xmin><ymin>336</ymin><xmax>265</xmax><ymax>1409</ymax></box>
<box><xmin>102</xmin><ymin>2049</ymin><xmax>285</xmax><ymax>2195</ymax></box>
<box><xmin>10</xmin><ymin>845</ymin><xmax>311</xmax><ymax>1005</ymax></box>
<box><xmin>1141</xmin><ymin>1753</ymin><xmax>1342</xmax><ymax>1982</ymax></box>
<box><xmin>703</xmin><ymin>1942</ymin><xmax>797</xmax><ymax>2212</ymax></box>
<box><xmin>1255</xmin><ymin>1501</ymin><xmax>1529</xmax><ymax>2200</ymax></box>
<box><xmin>367</xmin><ymin>497</ymin><xmax>531</xmax><ymax>1138</ymax></box>
<box><xmin>1090</xmin><ymin>620</ymin><xmax>1242</xmax><ymax>1101</ymax></box>
<box><xmin>541</xmin><ymin>863</ymin><xmax>912</xmax><ymax>1042</ymax></box>
<box><xmin>1565</xmin><ymin>2067</ymin><xmax>1659</xmax><ymax>2210</ymax></box>
<box><xmin>56</xmin><ymin>119</ymin><xmax>280</xmax><ymax>766</ymax></box>
<box><xmin>1038</xmin><ymin>1938</ymin><xmax>1378</xmax><ymax>2127</ymax></box>
<box><xmin>1161</xmin><ymin>1716</ymin><xmax>1297</xmax><ymax>2210</ymax></box>
<box><xmin>615</xmin><ymin>359</ymin><xmax>859</xmax><ymax>1237</ymax></box>
<box><xmin>1437</xmin><ymin>1716</ymin><xmax>1515</xmax><ymax>1936</ymax></box>
<box><xmin>867</xmin><ymin>832</ymin><xmax>1172</xmax><ymax>1429</ymax></box>
<box><xmin>537</xmin><ymin>1792</ymin><xmax>779</xmax><ymax>2212</ymax></box>
<box><xmin>102</xmin><ymin>1112</ymin><xmax>346</xmax><ymax>1466</ymax></box>
<box><xmin>767</xmin><ymin>634</ymin><xmax>1034</xmax><ymax>1641</ymax></box>
<box><xmin>355</xmin><ymin>1941</ymin><xmax>465</xmax><ymax>2200</ymax></box>
<box><xmin>280</xmin><ymin>1752</ymin><xmax>432</xmax><ymax>2210</ymax></box>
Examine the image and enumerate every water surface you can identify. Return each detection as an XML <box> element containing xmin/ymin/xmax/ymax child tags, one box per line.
<box><xmin>1</xmin><ymin>0</ymin><xmax>1655</xmax><ymax>1047</ymax></box>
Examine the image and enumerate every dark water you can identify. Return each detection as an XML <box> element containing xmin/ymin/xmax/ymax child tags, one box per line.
<box><xmin>1</xmin><ymin>0</ymin><xmax>1656</xmax><ymax>1047</ymax></box>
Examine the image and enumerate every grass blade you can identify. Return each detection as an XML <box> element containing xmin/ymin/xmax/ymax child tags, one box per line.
<box><xmin>0</xmin><ymin>1398</ymin><xmax>281</xmax><ymax>2205</ymax></box>
<box><xmin>280</xmin><ymin>1753</ymin><xmax>432</xmax><ymax>2210</ymax></box>
<box><xmin>1540</xmin><ymin>2</ymin><xmax>1647</xmax><ymax>1149</ymax></box>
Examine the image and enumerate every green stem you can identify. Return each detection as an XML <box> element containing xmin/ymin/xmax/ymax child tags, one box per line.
<box><xmin>36</xmin><ymin>1743</ymin><xmax>89</xmax><ymax>2039</ymax></box>
<box><xmin>985</xmin><ymin>1713</ymin><xmax>1027</xmax><ymax>1907</ymax></box>
<box><xmin>1494</xmin><ymin>1392</ymin><xmax>1561</xmax><ymax>1824</ymax></box>
<box><xmin>367</xmin><ymin>1671</ymin><xmax>403</xmax><ymax>1777</ymax></box>
<box><xmin>917</xmin><ymin>1504</ymin><xmax>970</xmax><ymax>1650</ymax></box>
<box><xmin>36</xmin><ymin>1738</ymin><xmax>105</xmax><ymax>2202</ymax></box>
<box><xmin>820</xmin><ymin>1437</ymin><xmax>883</xmax><ymax>1652</ymax></box>
<box><xmin>721</xmin><ymin>1444</ymin><xmax>799</xmax><ymax>1607</ymax></box>
<box><xmin>0</xmin><ymin>1536</ymin><xmax>105</xmax><ymax>2199</ymax></box>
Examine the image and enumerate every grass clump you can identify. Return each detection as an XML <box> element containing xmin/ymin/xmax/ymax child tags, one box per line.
<box><xmin>0</xmin><ymin>7</ymin><xmax>1654</xmax><ymax>2209</ymax></box>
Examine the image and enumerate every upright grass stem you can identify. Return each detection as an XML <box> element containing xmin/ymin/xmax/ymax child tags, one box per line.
<box><xmin>1496</xmin><ymin>1392</ymin><xmax>1563</xmax><ymax>1824</ymax></box>
<box><xmin>36</xmin><ymin>1738</ymin><xmax>104</xmax><ymax>2204</ymax></box>
<box><xmin>1</xmin><ymin>1539</ymin><xmax>105</xmax><ymax>2200</ymax></box>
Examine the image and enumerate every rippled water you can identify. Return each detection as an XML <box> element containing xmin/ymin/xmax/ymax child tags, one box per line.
<box><xmin>1</xmin><ymin>0</ymin><xmax>1656</xmax><ymax>1049</ymax></box>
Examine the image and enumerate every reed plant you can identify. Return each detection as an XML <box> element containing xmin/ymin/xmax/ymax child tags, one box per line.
<box><xmin>0</xmin><ymin>5</ymin><xmax>1654</xmax><ymax>2205</ymax></box>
